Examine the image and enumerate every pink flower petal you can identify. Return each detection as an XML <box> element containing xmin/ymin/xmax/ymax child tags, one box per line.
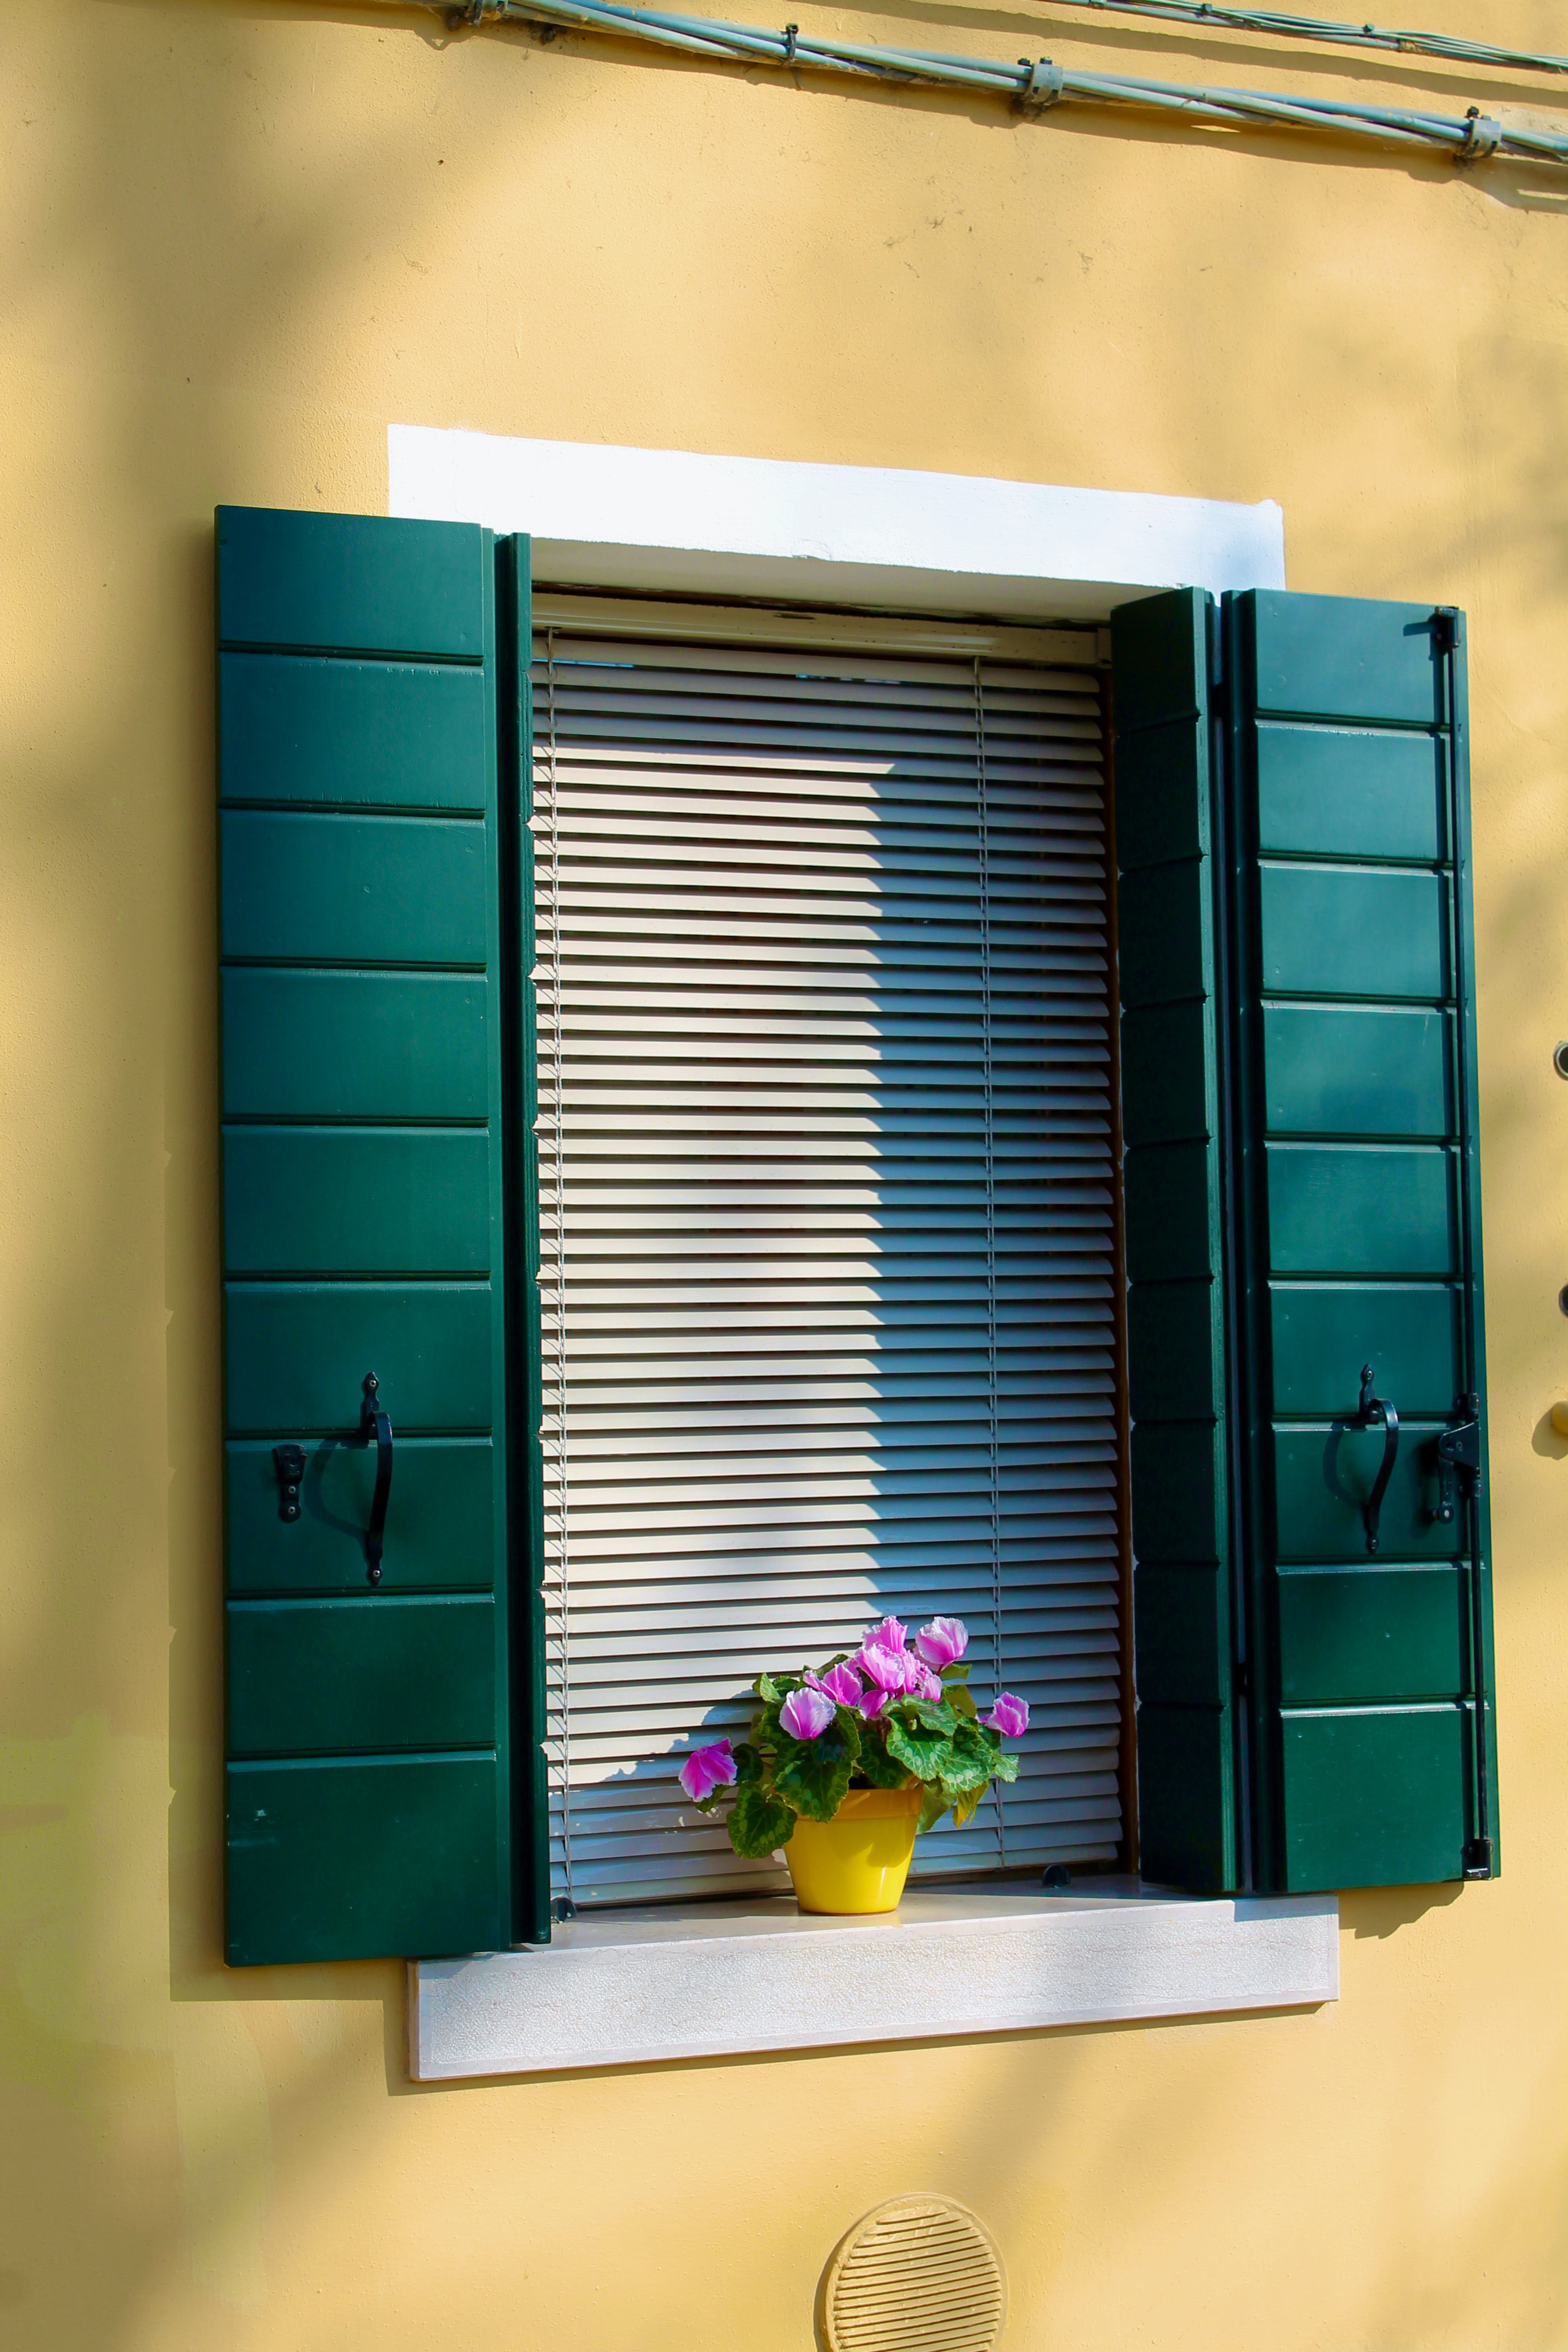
<box><xmin>814</xmin><ymin>1660</ymin><xmax>864</xmax><ymax>1708</ymax></box>
<box><xmin>983</xmin><ymin>1692</ymin><xmax>1030</xmax><ymax>1739</ymax></box>
<box><xmin>914</xmin><ymin>1615</ymin><xmax>969</xmax><ymax>1670</ymax></box>
<box><xmin>678</xmin><ymin>1739</ymin><xmax>738</xmax><ymax>1801</ymax></box>
<box><xmin>856</xmin><ymin>1643</ymin><xmax>908</xmax><ymax>1693</ymax></box>
<box><xmin>780</xmin><ymin>1686</ymin><xmax>836</xmax><ymax>1741</ymax></box>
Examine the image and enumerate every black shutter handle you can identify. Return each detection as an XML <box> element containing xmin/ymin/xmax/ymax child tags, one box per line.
<box><xmin>1357</xmin><ymin>1363</ymin><xmax>1399</xmax><ymax>1556</ymax></box>
<box><xmin>357</xmin><ymin>1373</ymin><xmax>394</xmax><ymax>1586</ymax></box>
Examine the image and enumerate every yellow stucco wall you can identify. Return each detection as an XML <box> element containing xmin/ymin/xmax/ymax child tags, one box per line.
<box><xmin>3</xmin><ymin>2</ymin><xmax>1567</xmax><ymax>2344</ymax></box>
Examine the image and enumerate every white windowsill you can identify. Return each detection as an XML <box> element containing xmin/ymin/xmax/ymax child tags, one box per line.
<box><xmin>408</xmin><ymin>1882</ymin><xmax>1338</xmax><ymax>2080</ymax></box>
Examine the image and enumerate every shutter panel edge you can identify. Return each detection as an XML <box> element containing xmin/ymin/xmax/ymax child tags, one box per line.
<box><xmin>1111</xmin><ymin>588</ymin><xmax>1239</xmax><ymax>1895</ymax></box>
<box><xmin>500</xmin><ymin>533</ymin><xmax>552</xmax><ymax>1945</ymax></box>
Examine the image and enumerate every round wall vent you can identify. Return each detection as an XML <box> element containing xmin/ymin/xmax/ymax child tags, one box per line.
<box><xmin>822</xmin><ymin>2193</ymin><xmax>1007</xmax><ymax>2352</ymax></box>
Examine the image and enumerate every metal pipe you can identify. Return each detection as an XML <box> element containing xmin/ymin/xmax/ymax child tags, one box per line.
<box><xmin>466</xmin><ymin>0</ymin><xmax>1568</xmax><ymax>162</ymax></box>
<box><xmin>1038</xmin><ymin>0</ymin><xmax>1568</xmax><ymax>81</ymax></box>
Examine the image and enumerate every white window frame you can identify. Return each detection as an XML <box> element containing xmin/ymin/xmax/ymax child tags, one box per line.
<box><xmin>388</xmin><ymin>426</ymin><xmax>1333</xmax><ymax>2081</ymax></box>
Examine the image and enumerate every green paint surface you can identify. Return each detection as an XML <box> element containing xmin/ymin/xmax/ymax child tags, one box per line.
<box><xmin>226</xmin><ymin>1754</ymin><xmax>502</xmax><ymax>1964</ymax></box>
<box><xmin>225</xmin><ymin>1436</ymin><xmax>495</xmax><ymax>1593</ymax></box>
<box><xmin>222</xmin><ymin>970</ymin><xmax>488</xmax><ymax>1121</ymax></box>
<box><xmin>1256</xmin><ymin>722</ymin><xmax>1444</xmax><ymax>861</ymax></box>
<box><xmin>1266</xmin><ymin>1144</ymin><xmax>1455</xmax><ymax>1274</ymax></box>
<box><xmin>221</xmin><ymin>809</ymin><xmax>488</xmax><ymax>968</ymax></box>
<box><xmin>1277</xmin><ymin>1564</ymin><xmax>1467</xmax><ymax>1705</ymax></box>
<box><xmin>220</xmin><ymin>651</ymin><xmax>488</xmax><ymax>810</ymax></box>
<box><xmin>227</xmin><ymin>1594</ymin><xmax>496</xmax><ymax>1755</ymax></box>
<box><xmin>1260</xmin><ymin>865</ymin><xmax>1448</xmax><ymax>1000</ymax></box>
<box><xmin>1263</xmin><ymin>1004</ymin><xmax>1451</xmax><ymax>1137</ymax></box>
<box><xmin>222</xmin><ymin>1128</ymin><xmax>491</xmax><ymax>1276</ymax></box>
<box><xmin>1278</xmin><ymin>1706</ymin><xmax>1467</xmax><ymax>1889</ymax></box>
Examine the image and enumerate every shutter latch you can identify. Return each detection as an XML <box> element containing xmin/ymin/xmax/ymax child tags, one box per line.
<box><xmin>1431</xmin><ymin>1393</ymin><xmax>1482</xmax><ymax>1526</ymax></box>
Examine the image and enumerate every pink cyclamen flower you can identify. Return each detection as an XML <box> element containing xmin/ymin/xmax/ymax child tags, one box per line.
<box><xmin>858</xmin><ymin>1687</ymin><xmax>889</xmax><ymax>1722</ymax></box>
<box><xmin>863</xmin><ymin>1614</ymin><xmax>908</xmax><ymax>1656</ymax></box>
<box><xmin>915</xmin><ymin>1615</ymin><xmax>969</xmax><ymax>1671</ymax></box>
<box><xmin>907</xmin><ymin>1659</ymin><xmax>944</xmax><ymax>1703</ymax></box>
<box><xmin>983</xmin><ymin>1693</ymin><xmax>1030</xmax><ymax>1739</ymax></box>
<box><xmin>781</xmin><ymin>1686</ymin><xmax>837</xmax><ymax>1741</ymax></box>
<box><xmin>808</xmin><ymin>1660</ymin><xmax>864</xmax><ymax>1709</ymax></box>
<box><xmin>856</xmin><ymin>1642</ymin><xmax>911</xmax><ymax>1695</ymax></box>
<box><xmin>678</xmin><ymin>1739</ymin><xmax>738</xmax><ymax>1803</ymax></box>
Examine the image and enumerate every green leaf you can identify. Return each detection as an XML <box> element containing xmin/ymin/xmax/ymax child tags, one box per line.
<box><xmin>856</xmin><ymin>1725</ymin><xmax>913</xmax><ymax>1789</ymax></box>
<box><xmin>835</xmin><ymin>1707</ymin><xmax>864</xmax><ymax>1767</ymax></box>
<box><xmin>951</xmin><ymin>1782</ymin><xmax>984</xmax><ymax>1831</ymax></box>
<box><xmin>755</xmin><ymin>1673</ymin><xmax>782</xmax><ymax>1706</ymax></box>
<box><xmin>774</xmin><ymin>1726</ymin><xmax>854</xmax><ymax>1823</ymax></box>
<box><xmin>732</xmin><ymin>1740</ymin><xmax>762</xmax><ymax>1785</ymax></box>
<box><xmin>992</xmin><ymin>1749</ymin><xmax>1020</xmax><ymax>1784</ymax></box>
<box><xmin>940</xmin><ymin>1717</ymin><xmax>999</xmax><ymax>1793</ymax></box>
<box><xmin>728</xmin><ymin>1781</ymin><xmax>797</xmax><ymax>1859</ymax></box>
<box><xmin>946</xmin><ymin>1681</ymin><xmax>979</xmax><ymax>1722</ymax></box>
<box><xmin>939</xmin><ymin>1660</ymin><xmax>971</xmax><ymax>1682</ymax></box>
<box><xmin>884</xmin><ymin>1714</ymin><xmax>951</xmax><ymax>1784</ymax></box>
<box><xmin>902</xmin><ymin>1696</ymin><xmax>959</xmax><ymax>1737</ymax></box>
<box><xmin>918</xmin><ymin>1781</ymin><xmax>953</xmax><ymax>1834</ymax></box>
<box><xmin>750</xmin><ymin>1700</ymin><xmax>788</xmax><ymax>1754</ymax></box>
<box><xmin>884</xmin><ymin>1709</ymin><xmax>1005</xmax><ymax>1794</ymax></box>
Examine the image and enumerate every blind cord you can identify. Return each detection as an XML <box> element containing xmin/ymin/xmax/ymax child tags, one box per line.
<box><xmin>542</xmin><ymin>628</ymin><xmax>574</xmax><ymax>1905</ymax></box>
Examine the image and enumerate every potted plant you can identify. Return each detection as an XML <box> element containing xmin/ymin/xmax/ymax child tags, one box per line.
<box><xmin>676</xmin><ymin>1614</ymin><xmax>1030</xmax><ymax>1914</ymax></box>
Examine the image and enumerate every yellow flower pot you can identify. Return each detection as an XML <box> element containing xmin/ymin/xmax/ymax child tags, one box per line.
<box><xmin>785</xmin><ymin>1785</ymin><xmax>923</xmax><ymax>1914</ymax></box>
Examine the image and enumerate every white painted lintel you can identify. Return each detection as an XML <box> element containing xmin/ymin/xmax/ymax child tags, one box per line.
<box><xmin>389</xmin><ymin>426</ymin><xmax>1286</xmax><ymax>620</ymax></box>
<box><xmin>409</xmin><ymin>1885</ymin><xmax>1337</xmax><ymax>2081</ymax></box>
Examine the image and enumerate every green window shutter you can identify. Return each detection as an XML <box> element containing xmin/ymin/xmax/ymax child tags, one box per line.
<box><xmin>1113</xmin><ymin>585</ymin><xmax>1495</xmax><ymax>1895</ymax></box>
<box><xmin>219</xmin><ymin>505</ymin><xmax>532</xmax><ymax>1964</ymax></box>
<box><xmin>1110</xmin><ymin>589</ymin><xmax>1239</xmax><ymax>1894</ymax></box>
<box><xmin>1226</xmin><ymin>590</ymin><xmax>1494</xmax><ymax>1893</ymax></box>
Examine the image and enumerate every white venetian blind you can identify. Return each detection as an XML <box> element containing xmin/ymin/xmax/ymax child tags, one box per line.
<box><xmin>530</xmin><ymin>598</ymin><xmax>1122</xmax><ymax>1908</ymax></box>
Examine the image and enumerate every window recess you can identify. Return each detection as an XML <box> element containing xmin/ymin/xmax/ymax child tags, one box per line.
<box><xmin>529</xmin><ymin>599</ymin><xmax>1125</xmax><ymax>1907</ymax></box>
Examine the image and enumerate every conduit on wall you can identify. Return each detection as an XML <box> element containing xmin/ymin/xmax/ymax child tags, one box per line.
<box><xmin>435</xmin><ymin>0</ymin><xmax>1568</xmax><ymax>166</ymax></box>
<box><xmin>1046</xmin><ymin>0</ymin><xmax>1568</xmax><ymax>81</ymax></box>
